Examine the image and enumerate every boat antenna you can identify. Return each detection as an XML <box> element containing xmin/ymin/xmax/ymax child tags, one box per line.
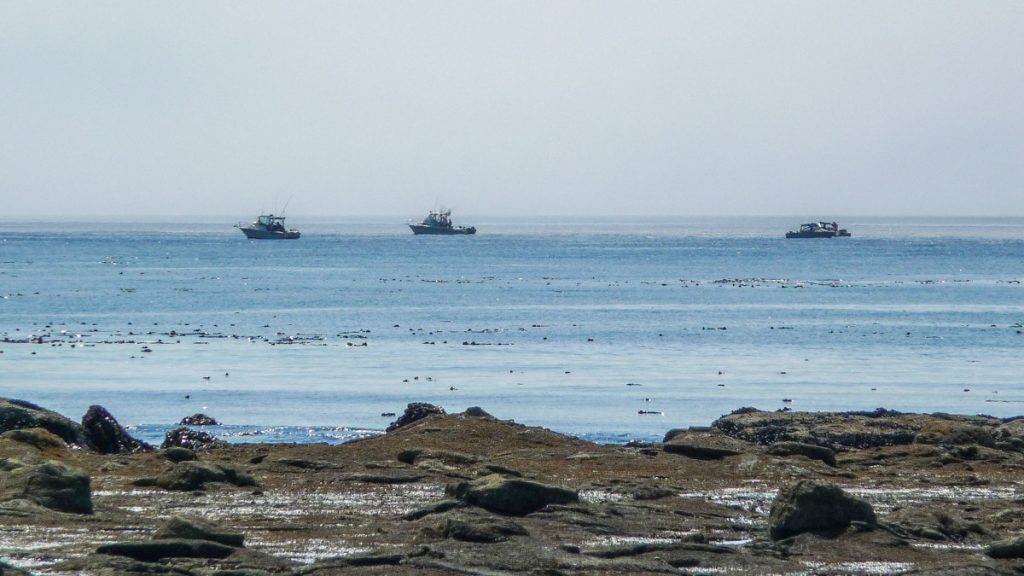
<box><xmin>282</xmin><ymin>196</ymin><xmax>292</xmax><ymax>217</ymax></box>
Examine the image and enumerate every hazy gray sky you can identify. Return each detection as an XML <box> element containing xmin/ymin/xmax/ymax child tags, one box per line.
<box><xmin>2</xmin><ymin>1</ymin><xmax>1022</xmax><ymax>218</ymax></box>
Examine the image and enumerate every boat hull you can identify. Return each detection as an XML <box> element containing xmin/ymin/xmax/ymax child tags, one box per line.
<box><xmin>409</xmin><ymin>225</ymin><xmax>476</xmax><ymax>235</ymax></box>
<box><xmin>785</xmin><ymin>230</ymin><xmax>851</xmax><ymax>238</ymax></box>
<box><xmin>240</xmin><ymin>228</ymin><xmax>301</xmax><ymax>240</ymax></box>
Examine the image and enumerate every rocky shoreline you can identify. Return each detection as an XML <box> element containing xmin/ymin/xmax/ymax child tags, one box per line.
<box><xmin>4</xmin><ymin>398</ymin><xmax>1024</xmax><ymax>575</ymax></box>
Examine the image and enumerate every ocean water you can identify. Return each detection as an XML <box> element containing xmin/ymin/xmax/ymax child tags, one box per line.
<box><xmin>1</xmin><ymin>216</ymin><xmax>1022</xmax><ymax>445</ymax></box>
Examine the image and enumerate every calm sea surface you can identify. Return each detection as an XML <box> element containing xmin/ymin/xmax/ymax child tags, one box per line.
<box><xmin>2</xmin><ymin>217</ymin><xmax>1022</xmax><ymax>445</ymax></box>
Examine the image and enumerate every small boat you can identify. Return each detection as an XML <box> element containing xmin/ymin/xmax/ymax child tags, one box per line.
<box><xmin>408</xmin><ymin>209</ymin><xmax>476</xmax><ymax>235</ymax></box>
<box><xmin>786</xmin><ymin>221</ymin><xmax>851</xmax><ymax>239</ymax></box>
<box><xmin>236</xmin><ymin>214</ymin><xmax>301</xmax><ymax>239</ymax></box>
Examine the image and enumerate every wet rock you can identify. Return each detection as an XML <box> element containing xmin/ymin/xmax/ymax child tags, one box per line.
<box><xmin>160</xmin><ymin>447</ymin><xmax>196</xmax><ymax>463</ymax></box>
<box><xmin>436</xmin><ymin>516</ymin><xmax>529</xmax><ymax>542</ymax></box>
<box><xmin>986</xmin><ymin>536</ymin><xmax>1024</xmax><ymax>559</ymax></box>
<box><xmin>81</xmin><ymin>405</ymin><xmax>153</xmax><ymax>455</ymax></box>
<box><xmin>161</xmin><ymin>427</ymin><xmax>226</xmax><ymax>451</ymax></box>
<box><xmin>0</xmin><ymin>398</ymin><xmax>88</xmax><ymax>447</ymax></box>
<box><xmin>447</xmin><ymin>473</ymin><xmax>578</xmax><ymax>515</ymax></box>
<box><xmin>915</xmin><ymin>421</ymin><xmax>995</xmax><ymax>448</ymax></box>
<box><xmin>0</xmin><ymin>458</ymin><xmax>92</xmax><ymax>514</ymax></box>
<box><xmin>890</xmin><ymin>509</ymin><xmax>988</xmax><ymax>542</ymax></box>
<box><xmin>96</xmin><ymin>538</ymin><xmax>236</xmax><ymax>561</ymax></box>
<box><xmin>145</xmin><ymin>460</ymin><xmax>256</xmax><ymax>491</ymax></box>
<box><xmin>0</xmin><ymin>427</ymin><xmax>67</xmax><ymax>451</ymax></box>
<box><xmin>663</xmin><ymin>428</ymin><xmax>752</xmax><ymax>459</ymax></box>
<box><xmin>179</xmin><ymin>413</ymin><xmax>220</xmax><ymax>426</ymax></box>
<box><xmin>386</xmin><ymin>402</ymin><xmax>446</xmax><ymax>432</ymax></box>
<box><xmin>152</xmin><ymin>515</ymin><xmax>245</xmax><ymax>547</ymax></box>
<box><xmin>766</xmin><ymin>441</ymin><xmax>837</xmax><ymax>467</ymax></box>
<box><xmin>769</xmin><ymin>480</ymin><xmax>876</xmax><ymax>540</ymax></box>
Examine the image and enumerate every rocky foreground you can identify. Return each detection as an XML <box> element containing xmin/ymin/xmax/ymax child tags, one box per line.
<box><xmin>5</xmin><ymin>399</ymin><xmax>1024</xmax><ymax>575</ymax></box>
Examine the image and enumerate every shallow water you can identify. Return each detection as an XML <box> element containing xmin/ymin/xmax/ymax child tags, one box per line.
<box><xmin>2</xmin><ymin>216</ymin><xmax>1023</xmax><ymax>444</ymax></box>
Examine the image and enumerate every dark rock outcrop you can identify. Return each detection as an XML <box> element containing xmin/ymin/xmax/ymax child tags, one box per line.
<box><xmin>179</xmin><ymin>413</ymin><xmax>220</xmax><ymax>426</ymax></box>
<box><xmin>160</xmin><ymin>447</ymin><xmax>197</xmax><ymax>463</ymax></box>
<box><xmin>161</xmin><ymin>427</ymin><xmax>226</xmax><ymax>451</ymax></box>
<box><xmin>0</xmin><ymin>398</ymin><xmax>88</xmax><ymax>447</ymax></box>
<box><xmin>81</xmin><ymin>405</ymin><xmax>152</xmax><ymax>455</ymax></box>
<box><xmin>0</xmin><ymin>458</ymin><xmax>92</xmax><ymax>514</ymax></box>
<box><xmin>447</xmin><ymin>474</ymin><xmax>578</xmax><ymax>516</ymax></box>
<box><xmin>769</xmin><ymin>480</ymin><xmax>876</xmax><ymax>540</ymax></box>
<box><xmin>152</xmin><ymin>515</ymin><xmax>245</xmax><ymax>547</ymax></box>
<box><xmin>387</xmin><ymin>402</ymin><xmax>446</xmax><ymax>432</ymax></box>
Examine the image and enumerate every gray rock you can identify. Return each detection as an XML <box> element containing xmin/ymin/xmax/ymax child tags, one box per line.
<box><xmin>769</xmin><ymin>480</ymin><xmax>876</xmax><ymax>540</ymax></box>
<box><xmin>0</xmin><ymin>427</ymin><xmax>67</xmax><ymax>450</ymax></box>
<box><xmin>0</xmin><ymin>398</ymin><xmax>89</xmax><ymax>447</ymax></box>
<box><xmin>0</xmin><ymin>559</ymin><xmax>31</xmax><ymax>575</ymax></box>
<box><xmin>81</xmin><ymin>405</ymin><xmax>152</xmax><ymax>455</ymax></box>
<box><xmin>148</xmin><ymin>461</ymin><xmax>256</xmax><ymax>491</ymax></box>
<box><xmin>160</xmin><ymin>447</ymin><xmax>196</xmax><ymax>463</ymax></box>
<box><xmin>766</xmin><ymin>441</ymin><xmax>837</xmax><ymax>467</ymax></box>
<box><xmin>160</xmin><ymin>427</ymin><xmax>226</xmax><ymax>451</ymax></box>
<box><xmin>386</xmin><ymin>402</ymin><xmax>446</xmax><ymax>432</ymax></box>
<box><xmin>447</xmin><ymin>473</ymin><xmax>578</xmax><ymax>515</ymax></box>
<box><xmin>986</xmin><ymin>537</ymin><xmax>1024</xmax><ymax>559</ymax></box>
<box><xmin>397</xmin><ymin>448</ymin><xmax>478</xmax><ymax>466</ymax></box>
<box><xmin>152</xmin><ymin>515</ymin><xmax>244</xmax><ymax>547</ymax></box>
<box><xmin>96</xmin><ymin>538</ymin><xmax>236</xmax><ymax>561</ymax></box>
<box><xmin>0</xmin><ymin>458</ymin><xmax>92</xmax><ymax>514</ymax></box>
<box><xmin>438</xmin><ymin>516</ymin><xmax>529</xmax><ymax>542</ymax></box>
<box><xmin>663</xmin><ymin>429</ymin><xmax>752</xmax><ymax>459</ymax></box>
<box><xmin>460</xmin><ymin>406</ymin><xmax>495</xmax><ymax>419</ymax></box>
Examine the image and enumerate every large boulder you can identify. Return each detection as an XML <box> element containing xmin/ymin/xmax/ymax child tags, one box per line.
<box><xmin>0</xmin><ymin>458</ymin><xmax>92</xmax><ymax>514</ymax></box>
<box><xmin>0</xmin><ymin>427</ymin><xmax>67</xmax><ymax>451</ymax></box>
<box><xmin>96</xmin><ymin>539</ymin><xmax>236</xmax><ymax>561</ymax></box>
<box><xmin>81</xmin><ymin>405</ymin><xmax>153</xmax><ymax>455</ymax></box>
<box><xmin>768</xmin><ymin>480</ymin><xmax>876</xmax><ymax>540</ymax></box>
<box><xmin>0</xmin><ymin>398</ymin><xmax>88</xmax><ymax>447</ymax></box>
<box><xmin>712</xmin><ymin>408</ymin><xmax>1001</xmax><ymax>451</ymax></box>
<box><xmin>161</xmin><ymin>427</ymin><xmax>226</xmax><ymax>451</ymax></box>
<box><xmin>914</xmin><ymin>421</ymin><xmax>995</xmax><ymax>448</ymax></box>
<box><xmin>387</xmin><ymin>403</ymin><xmax>446</xmax><ymax>432</ymax></box>
<box><xmin>152</xmin><ymin>515</ymin><xmax>244</xmax><ymax>547</ymax></box>
<box><xmin>447</xmin><ymin>474</ymin><xmax>578</xmax><ymax>516</ymax></box>
<box><xmin>986</xmin><ymin>537</ymin><xmax>1024</xmax><ymax>559</ymax></box>
<box><xmin>144</xmin><ymin>461</ymin><xmax>256</xmax><ymax>491</ymax></box>
<box><xmin>766</xmin><ymin>441</ymin><xmax>837</xmax><ymax>467</ymax></box>
<box><xmin>663</xmin><ymin>428</ymin><xmax>752</xmax><ymax>459</ymax></box>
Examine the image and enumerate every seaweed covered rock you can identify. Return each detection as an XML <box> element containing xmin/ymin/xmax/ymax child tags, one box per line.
<box><xmin>0</xmin><ymin>398</ymin><xmax>88</xmax><ymax>447</ymax></box>
<box><xmin>0</xmin><ymin>427</ymin><xmax>67</xmax><ymax>451</ymax></box>
<box><xmin>914</xmin><ymin>421</ymin><xmax>995</xmax><ymax>448</ymax></box>
<box><xmin>161</xmin><ymin>427</ymin><xmax>226</xmax><ymax>451</ymax></box>
<box><xmin>0</xmin><ymin>458</ymin><xmax>92</xmax><ymax>514</ymax></box>
<box><xmin>766</xmin><ymin>441</ymin><xmax>837</xmax><ymax>467</ymax></box>
<box><xmin>769</xmin><ymin>480</ymin><xmax>875</xmax><ymax>540</ymax></box>
<box><xmin>386</xmin><ymin>402</ymin><xmax>446</xmax><ymax>432</ymax></box>
<box><xmin>81</xmin><ymin>405</ymin><xmax>153</xmax><ymax>455</ymax></box>
<box><xmin>447</xmin><ymin>474</ymin><xmax>578</xmax><ymax>516</ymax></box>
<box><xmin>179</xmin><ymin>413</ymin><xmax>220</xmax><ymax>426</ymax></box>
<box><xmin>96</xmin><ymin>539</ymin><xmax>236</xmax><ymax>561</ymax></box>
